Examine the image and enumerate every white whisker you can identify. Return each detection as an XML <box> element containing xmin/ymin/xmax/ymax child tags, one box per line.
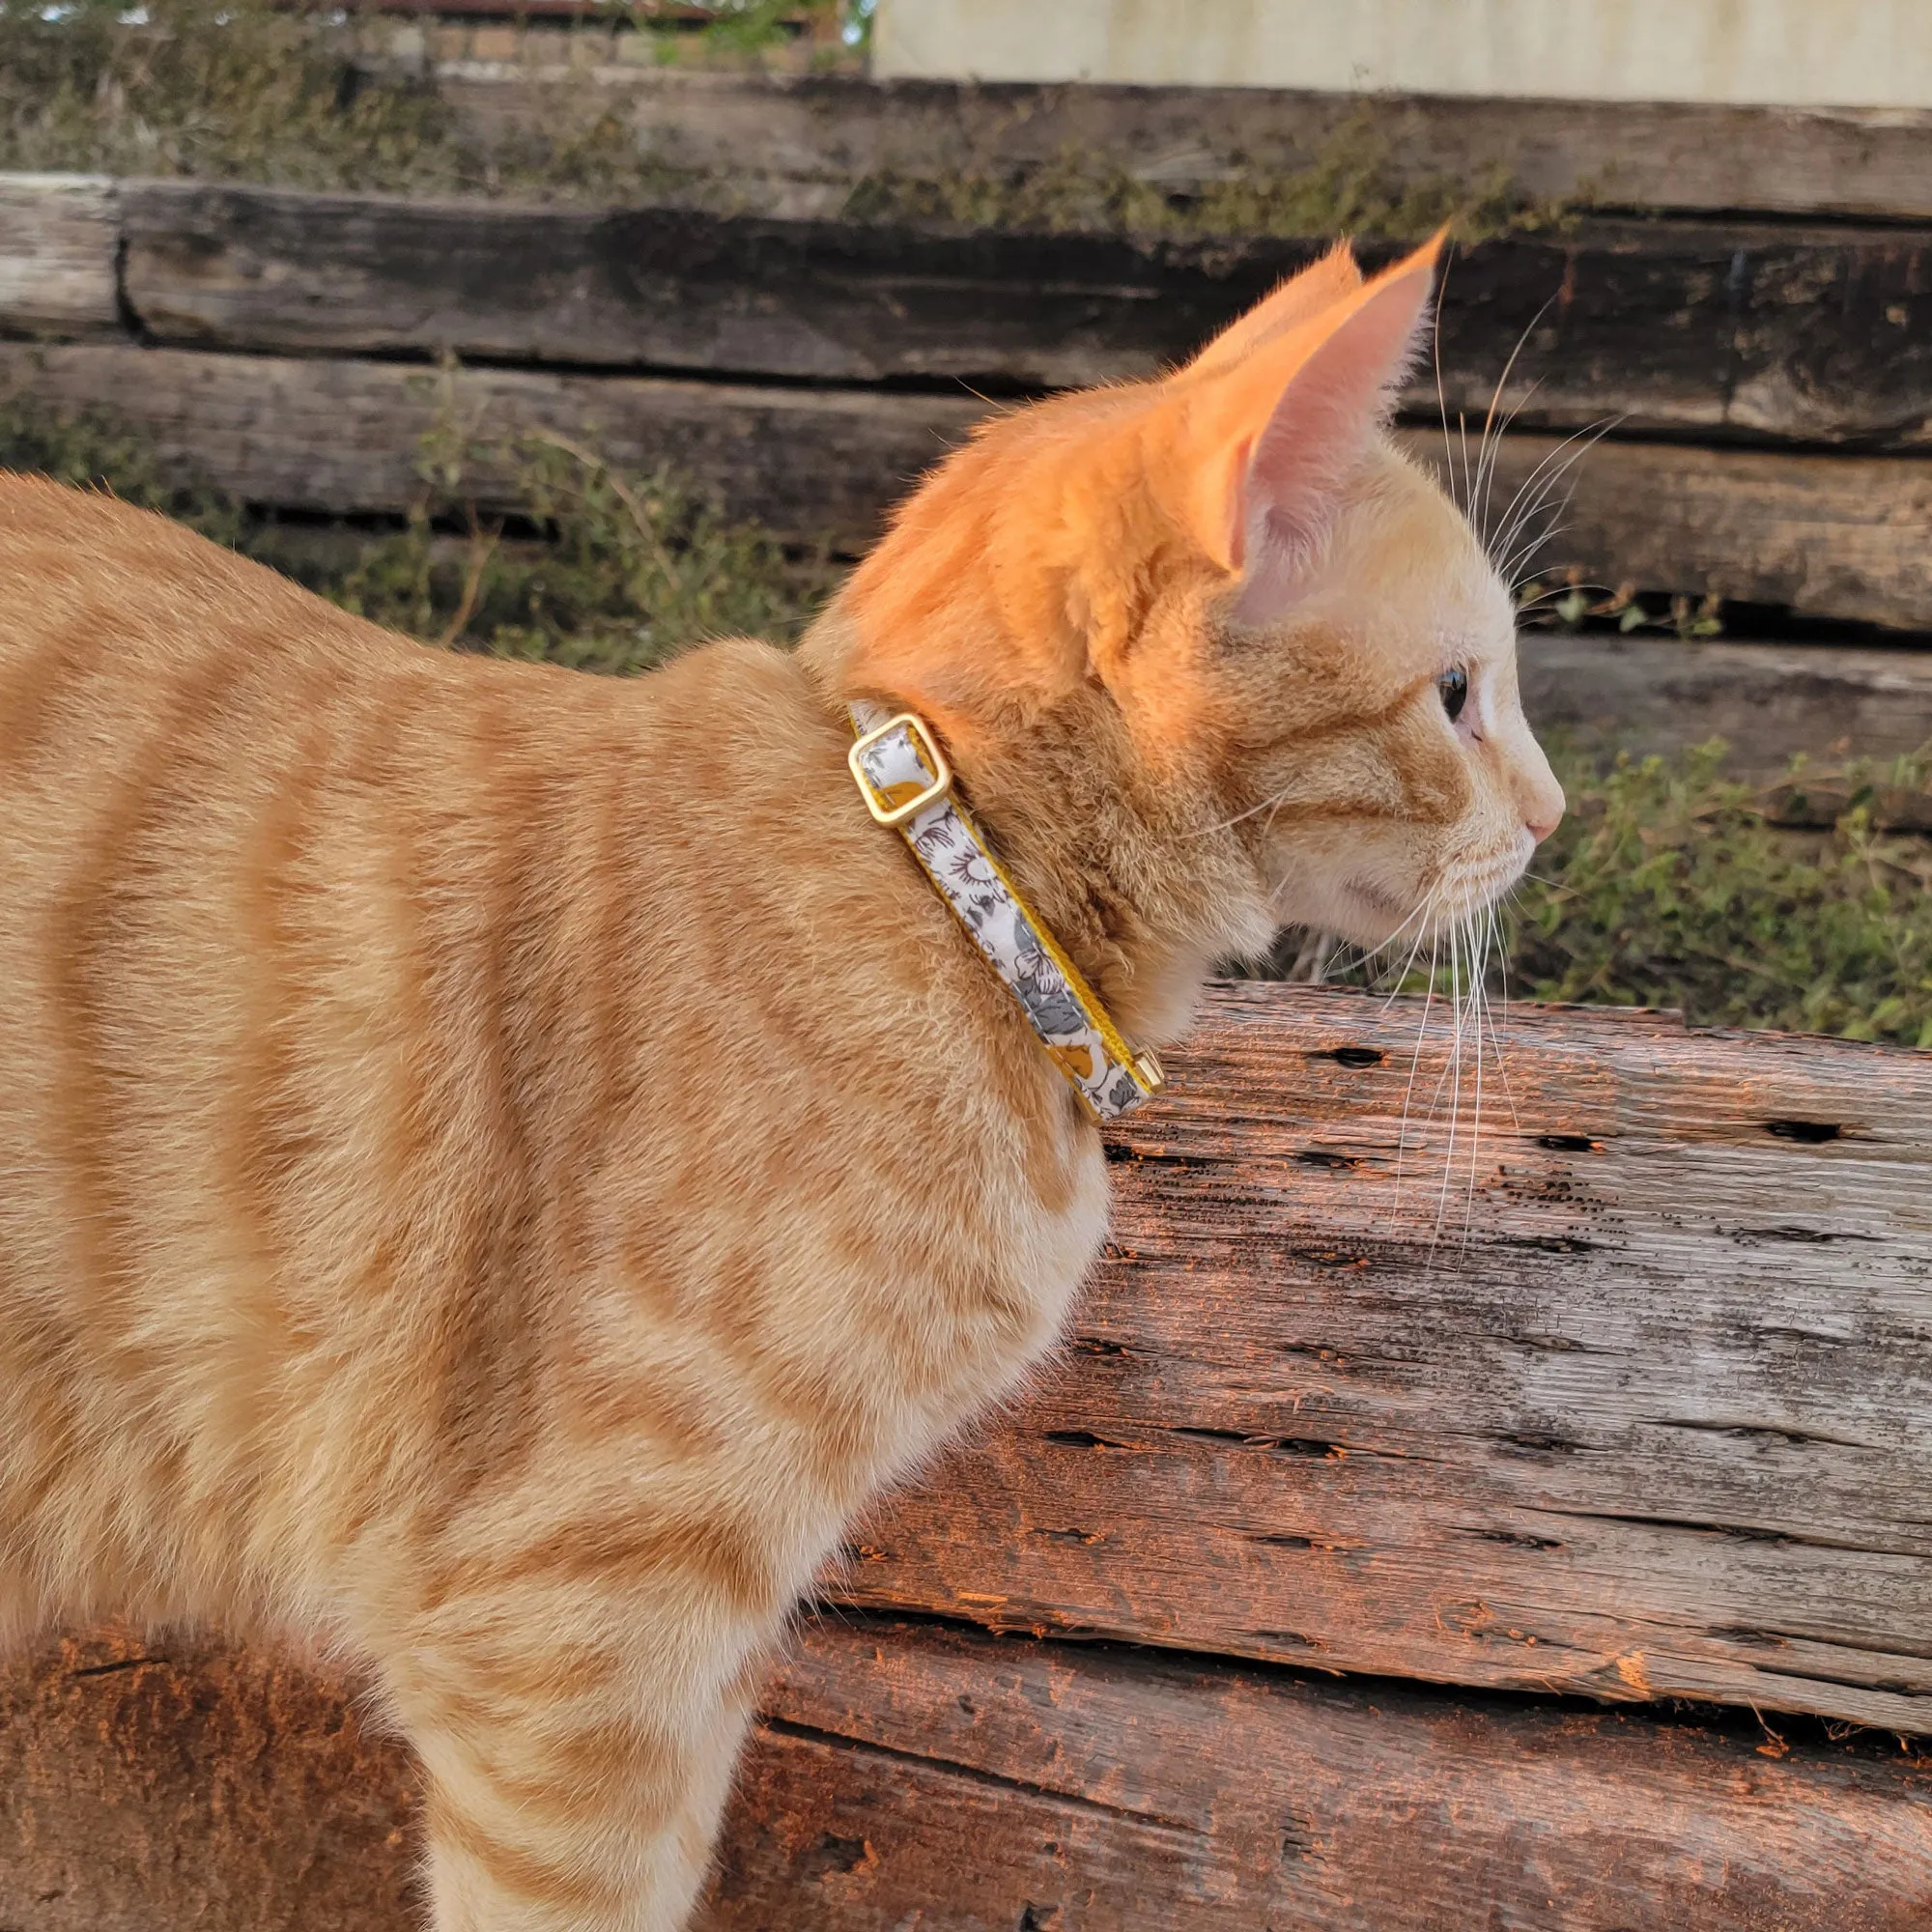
<box><xmin>1393</xmin><ymin>926</ymin><xmax>1441</xmax><ymax>1213</ymax></box>
<box><xmin>1472</xmin><ymin>296</ymin><xmax>1555</xmax><ymax>552</ymax></box>
<box><xmin>1429</xmin><ymin>920</ymin><xmax>1469</xmax><ymax>1267</ymax></box>
<box><xmin>1478</xmin><ymin>899</ymin><xmax>1522</xmax><ymax>1133</ymax></box>
<box><xmin>1461</xmin><ymin>910</ymin><xmax>1490</xmax><ymax>1259</ymax></box>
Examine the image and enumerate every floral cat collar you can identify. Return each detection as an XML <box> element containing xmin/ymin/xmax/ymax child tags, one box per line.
<box><xmin>846</xmin><ymin>701</ymin><xmax>1165</xmax><ymax>1122</ymax></box>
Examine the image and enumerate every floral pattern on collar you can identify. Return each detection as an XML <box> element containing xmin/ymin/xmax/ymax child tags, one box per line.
<box><xmin>848</xmin><ymin>701</ymin><xmax>1161</xmax><ymax>1122</ymax></box>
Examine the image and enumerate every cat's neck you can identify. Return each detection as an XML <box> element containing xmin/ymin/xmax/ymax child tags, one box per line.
<box><xmin>800</xmin><ymin>610</ymin><xmax>1271</xmax><ymax>1049</ymax></box>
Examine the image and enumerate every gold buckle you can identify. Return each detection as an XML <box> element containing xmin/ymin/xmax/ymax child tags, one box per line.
<box><xmin>849</xmin><ymin>711</ymin><xmax>953</xmax><ymax>829</ymax></box>
<box><xmin>1132</xmin><ymin>1047</ymin><xmax>1166</xmax><ymax>1095</ymax></box>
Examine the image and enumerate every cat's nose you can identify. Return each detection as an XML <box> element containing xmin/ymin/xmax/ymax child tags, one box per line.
<box><xmin>1524</xmin><ymin>776</ymin><xmax>1565</xmax><ymax>844</ymax></box>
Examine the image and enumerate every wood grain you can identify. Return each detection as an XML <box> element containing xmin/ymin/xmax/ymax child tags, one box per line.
<box><xmin>0</xmin><ymin>175</ymin><xmax>121</xmax><ymax>339</ymax></box>
<box><xmin>114</xmin><ymin>180</ymin><xmax>1932</xmax><ymax>446</ymax></box>
<box><xmin>1418</xmin><ymin>433</ymin><xmax>1932</xmax><ymax>634</ymax></box>
<box><xmin>835</xmin><ymin>987</ymin><xmax>1932</xmax><ymax>1736</ymax></box>
<box><xmin>0</xmin><ymin>340</ymin><xmax>984</xmax><ymax>550</ymax></box>
<box><xmin>0</xmin><ymin>1626</ymin><xmax>421</xmax><ymax>1932</ymax></box>
<box><xmin>5</xmin><ymin>1616</ymin><xmax>1927</xmax><ymax>1932</ymax></box>
<box><xmin>712</xmin><ymin>1617</ymin><xmax>1932</xmax><ymax>1932</ymax></box>
<box><xmin>11</xmin><ymin>340</ymin><xmax>1932</xmax><ymax>632</ymax></box>
<box><xmin>1520</xmin><ymin>632</ymin><xmax>1932</xmax><ymax>779</ymax></box>
<box><xmin>423</xmin><ymin>69</ymin><xmax>1932</xmax><ymax>224</ymax></box>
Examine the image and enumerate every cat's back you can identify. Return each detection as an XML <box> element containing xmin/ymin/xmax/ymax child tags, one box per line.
<box><xmin>0</xmin><ymin>471</ymin><xmax>439</xmax><ymax>724</ymax></box>
<box><xmin>0</xmin><ymin>477</ymin><xmax>1099</xmax><ymax>1640</ymax></box>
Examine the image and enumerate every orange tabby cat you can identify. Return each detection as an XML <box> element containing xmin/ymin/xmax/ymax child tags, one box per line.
<box><xmin>0</xmin><ymin>234</ymin><xmax>1559</xmax><ymax>1929</ymax></box>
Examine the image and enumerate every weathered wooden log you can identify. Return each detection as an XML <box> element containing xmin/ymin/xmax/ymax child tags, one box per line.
<box><xmin>834</xmin><ymin>985</ymin><xmax>1932</xmax><ymax>1737</ymax></box>
<box><xmin>110</xmin><ymin>179</ymin><xmax>1932</xmax><ymax>446</ymax></box>
<box><xmin>422</xmin><ymin>69</ymin><xmax>1932</xmax><ymax>225</ymax></box>
<box><xmin>724</xmin><ymin>1618</ymin><xmax>1932</xmax><ymax>1932</ymax></box>
<box><xmin>0</xmin><ymin>340</ymin><xmax>982</xmax><ymax>549</ymax></box>
<box><xmin>10</xmin><ymin>341</ymin><xmax>1932</xmax><ymax>632</ymax></box>
<box><xmin>0</xmin><ymin>176</ymin><xmax>121</xmax><ymax>340</ymax></box>
<box><xmin>1520</xmin><ymin>632</ymin><xmax>1932</xmax><ymax>777</ymax></box>
<box><xmin>0</xmin><ymin>1626</ymin><xmax>421</xmax><ymax>1932</ymax></box>
<box><xmin>7</xmin><ymin>1616</ymin><xmax>1929</xmax><ymax>1932</ymax></box>
<box><xmin>1415</xmin><ymin>433</ymin><xmax>1932</xmax><ymax>635</ymax></box>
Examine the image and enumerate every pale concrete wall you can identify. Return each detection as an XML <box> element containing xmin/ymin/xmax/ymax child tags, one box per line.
<box><xmin>871</xmin><ymin>0</ymin><xmax>1932</xmax><ymax>108</ymax></box>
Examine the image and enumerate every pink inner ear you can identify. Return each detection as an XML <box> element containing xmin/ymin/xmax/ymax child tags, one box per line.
<box><xmin>1228</xmin><ymin>257</ymin><xmax>1436</xmax><ymax>623</ymax></box>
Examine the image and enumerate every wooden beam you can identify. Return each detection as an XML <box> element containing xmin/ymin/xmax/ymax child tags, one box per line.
<box><xmin>0</xmin><ymin>341</ymin><xmax>984</xmax><ymax>553</ymax></box>
<box><xmin>0</xmin><ymin>176</ymin><xmax>121</xmax><ymax>339</ymax></box>
<box><xmin>1520</xmin><ymin>632</ymin><xmax>1932</xmax><ymax>778</ymax></box>
<box><xmin>113</xmin><ymin>179</ymin><xmax>1932</xmax><ymax>446</ymax></box>
<box><xmin>6</xmin><ymin>1617</ymin><xmax>1928</xmax><ymax>1932</ymax></box>
<box><xmin>836</xmin><ymin>985</ymin><xmax>1932</xmax><ymax>1736</ymax></box>
<box><xmin>419</xmin><ymin>70</ymin><xmax>1932</xmax><ymax>225</ymax></box>
<box><xmin>719</xmin><ymin>1618</ymin><xmax>1932</xmax><ymax>1932</ymax></box>
<box><xmin>1417</xmin><ymin>433</ymin><xmax>1932</xmax><ymax>634</ymax></box>
<box><xmin>9</xmin><ymin>342</ymin><xmax>1932</xmax><ymax>633</ymax></box>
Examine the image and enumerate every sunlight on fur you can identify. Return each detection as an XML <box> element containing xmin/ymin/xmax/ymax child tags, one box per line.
<box><xmin>0</xmin><ymin>234</ymin><xmax>1559</xmax><ymax>1930</ymax></box>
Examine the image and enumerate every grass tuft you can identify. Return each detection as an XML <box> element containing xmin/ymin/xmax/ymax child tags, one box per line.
<box><xmin>0</xmin><ymin>0</ymin><xmax>844</xmax><ymax>200</ymax></box>
<box><xmin>0</xmin><ymin>0</ymin><xmax>459</xmax><ymax>190</ymax></box>
<box><xmin>1517</xmin><ymin>743</ymin><xmax>1932</xmax><ymax>1048</ymax></box>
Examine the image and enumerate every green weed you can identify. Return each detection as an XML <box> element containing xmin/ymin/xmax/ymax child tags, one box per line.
<box><xmin>0</xmin><ymin>391</ymin><xmax>831</xmax><ymax>673</ymax></box>
<box><xmin>0</xmin><ymin>0</ymin><xmax>460</xmax><ymax>189</ymax></box>
<box><xmin>1514</xmin><ymin>743</ymin><xmax>1932</xmax><ymax>1047</ymax></box>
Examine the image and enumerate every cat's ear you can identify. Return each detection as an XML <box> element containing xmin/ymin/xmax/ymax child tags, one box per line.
<box><xmin>1183</xmin><ymin>241</ymin><xmax>1364</xmax><ymax>379</ymax></box>
<box><xmin>1174</xmin><ymin>233</ymin><xmax>1442</xmax><ymax>617</ymax></box>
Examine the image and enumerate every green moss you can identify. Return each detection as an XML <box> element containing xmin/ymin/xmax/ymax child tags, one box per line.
<box><xmin>840</xmin><ymin>112</ymin><xmax>1551</xmax><ymax>244</ymax></box>
<box><xmin>3</xmin><ymin>399</ymin><xmax>1924</xmax><ymax>1046</ymax></box>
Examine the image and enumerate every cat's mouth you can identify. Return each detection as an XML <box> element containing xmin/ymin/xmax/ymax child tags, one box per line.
<box><xmin>1434</xmin><ymin>840</ymin><xmax>1536</xmax><ymax>919</ymax></box>
<box><xmin>1341</xmin><ymin>839</ymin><xmax>1532</xmax><ymax>936</ymax></box>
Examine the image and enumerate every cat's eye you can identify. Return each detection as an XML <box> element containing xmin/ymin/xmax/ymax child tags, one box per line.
<box><xmin>1437</xmin><ymin>667</ymin><xmax>1469</xmax><ymax>723</ymax></box>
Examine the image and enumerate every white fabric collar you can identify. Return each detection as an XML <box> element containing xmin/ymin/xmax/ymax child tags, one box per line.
<box><xmin>846</xmin><ymin>701</ymin><xmax>1164</xmax><ymax>1122</ymax></box>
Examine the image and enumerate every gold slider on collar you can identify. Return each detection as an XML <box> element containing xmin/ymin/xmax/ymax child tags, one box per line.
<box><xmin>848</xmin><ymin>711</ymin><xmax>952</xmax><ymax>827</ymax></box>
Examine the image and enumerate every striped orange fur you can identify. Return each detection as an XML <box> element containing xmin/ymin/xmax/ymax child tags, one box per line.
<box><xmin>0</xmin><ymin>237</ymin><xmax>1560</xmax><ymax>1928</ymax></box>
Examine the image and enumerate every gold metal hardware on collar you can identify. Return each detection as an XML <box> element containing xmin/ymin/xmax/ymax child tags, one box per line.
<box><xmin>1131</xmin><ymin>1048</ymin><xmax>1167</xmax><ymax>1095</ymax></box>
<box><xmin>849</xmin><ymin>711</ymin><xmax>954</xmax><ymax>828</ymax></box>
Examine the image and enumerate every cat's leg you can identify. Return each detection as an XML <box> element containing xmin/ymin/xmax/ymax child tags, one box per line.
<box><xmin>389</xmin><ymin>1618</ymin><xmax>765</xmax><ymax>1932</ymax></box>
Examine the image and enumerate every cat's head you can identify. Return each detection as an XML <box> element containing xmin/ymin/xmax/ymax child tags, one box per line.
<box><xmin>810</xmin><ymin>235</ymin><xmax>1563</xmax><ymax>1003</ymax></box>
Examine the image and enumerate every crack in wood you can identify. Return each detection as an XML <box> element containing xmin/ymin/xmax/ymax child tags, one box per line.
<box><xmin>1163</xmin><ymin>1427</ymin><xmax>1348</xmax><ymax>1458</ymax></box>
<box><xmin>1323</xmin><ymin>1047</ymin><xmax>1385</xmax><ymax>1069</ymax></box>
<box><xmin>758</xmin><ymin>1716</ymin><xmax>1208</xmax><ymax>1839</ymax></box>
<box><xmin>1459</xmin><ymin>1527</ymin><xmax>1566</xmax><ymax>1551</ymax></box>
<box><xmin>1639</xmin><ymin>1417</ymin><xmax>1882</xmax><ymax>1451</ymax></box>
<box><xmin>1531</xmin><ymin>1506</ymin><xmax>1921</xmax><ymax>1559</ymax></box>
<box><xmin>1725</xmin><ymin>1225</ymin><xmax>1887</xmax><ymax>1245</ymax></box>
